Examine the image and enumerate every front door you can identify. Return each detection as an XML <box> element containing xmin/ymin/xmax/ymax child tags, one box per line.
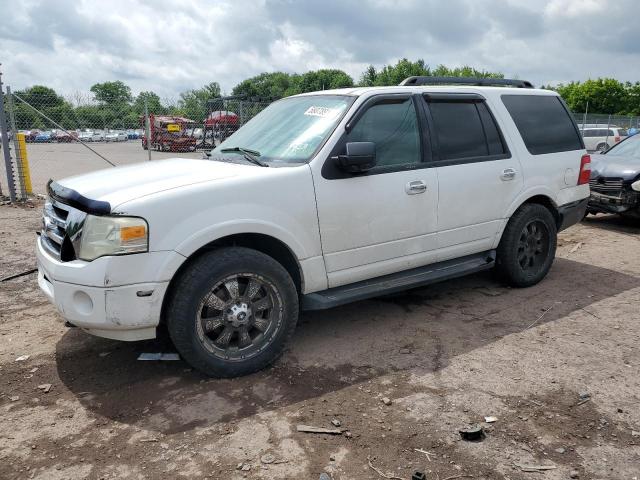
<box><xmin>311</xmin><ymin>95</ymin><xmax>439</xmax><ymax>288</ymax></box>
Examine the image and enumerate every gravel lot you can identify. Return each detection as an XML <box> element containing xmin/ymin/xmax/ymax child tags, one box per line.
<box><xmin>1</xmin><ymin>142</ymin><xmax>202</xmax><ymax>196</ymax></box>
<box><xmin>1</xmin><ymin>202</ymin><xmax>639</xmax><ymax>480</ymax></box>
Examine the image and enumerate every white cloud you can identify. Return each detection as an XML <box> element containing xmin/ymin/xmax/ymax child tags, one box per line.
<box><xmin>0</xmin><ymin>0</ymin><xmax>638</xmax><ymax>99</ymax></box>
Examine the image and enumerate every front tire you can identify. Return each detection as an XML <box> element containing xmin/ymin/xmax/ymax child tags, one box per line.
<box><xmin>496</xmin><ymin>204</ymin><xmax>557</xmax><ymax>287</ymax></box>
<box><xmin>166</xmin><ymin>247</ymin><xmax>298</xmax><ymax>377</ymax></box>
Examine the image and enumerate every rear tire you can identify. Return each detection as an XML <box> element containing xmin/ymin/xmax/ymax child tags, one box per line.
<box><xmin>596</xmin><ymin>142</ymin><xmax>608</xmax><ymax>153</ymax></box>
<box><xmin>166</xmin><ymin>247</ymin><xmax>298</xmax><ymax>378</ymax></box>
<box><xmin>496</xmin><ymin>203</ymin><xmax>557</xmax><ymax>287</ymax></box>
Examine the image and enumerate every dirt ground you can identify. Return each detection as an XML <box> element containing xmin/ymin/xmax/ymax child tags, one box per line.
<box><xmin>1</xmin><ymin>201</ymin><xmax>639</xmax><ymax>480</ymax></box>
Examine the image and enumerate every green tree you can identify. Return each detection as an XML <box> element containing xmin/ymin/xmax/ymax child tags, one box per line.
<box><xmin>132</xmin><ymin>91</ymin><xmax>165</xmax><ymax>115</ymax></box>
<box><xmin>90</xmin><ymin>81</ymin><xmax>132</xmax><ymax>106</ymax></box>
<box><xmin>231</xmin><ymin>72</ymin><xmax>295</xmax><ymax>100</ymax></box>
<box><xmin>359</xmin><ymin>65</ymin><xmax>378</xmax><ymax>87</ymax></box>
<box><xmin>15</xmin><ymin>85</ymin><xmax>65</xmax><ymax>108</ymax></box>
<box><xmin>357</xmin><ymin>59</ymin><xmax>505</xmax><ymax>87</ymax></box>
<box><xmin>555</xmin><ymin>79</ymin><xmax>629</xmax><ymax>114</ymax></box>
<box><xmin>177</xmin><ymin>82</ymin><xmax>221</xmax><ymax>120</ymax></box>
<box><xmin>291</xmin><ymin>69</ymin><xmax>354</xmax><ymax>93</ymax></box>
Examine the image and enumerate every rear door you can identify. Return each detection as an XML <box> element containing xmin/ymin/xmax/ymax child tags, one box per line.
<box><xmin>420</xmin><ymin>93</ymin><xmax>523</xmax><ymax>260</ymax></box>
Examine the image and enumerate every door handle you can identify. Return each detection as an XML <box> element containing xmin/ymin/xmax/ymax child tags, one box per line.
<box><xmin>500</xmin><ymin>168</ymin><xmax>517</xmax><ymax>181</ymax></box>
<box><xmin>406</xmin><ymin>180</ymin><xmax>427</xmax><ymax>195</ymax></box>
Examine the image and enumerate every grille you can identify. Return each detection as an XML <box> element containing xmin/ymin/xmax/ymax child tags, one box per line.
<box><xmin>589</xmin><ymin>177</ymin><xmax>624</xmax><ymax>194</ymax></box>
<box><xmin>41</xmin><ymin>201</ymin><xmax>70</xmax><ymax>260</ymax></box>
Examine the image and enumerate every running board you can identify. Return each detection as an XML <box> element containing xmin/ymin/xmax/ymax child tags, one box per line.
<box><xmin>302</xmin><ymin>250</ymin><xmax>496</xmax><ymax>311</ymax></box>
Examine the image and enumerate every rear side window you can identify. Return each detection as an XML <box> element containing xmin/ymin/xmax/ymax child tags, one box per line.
<box><xmin>617</xmin><ymin>129</ymin><xmax>628</xmax><ymax>137</ymax></box>
<box><xmin>502</xmin><ymin>95</ymin><xmax>583</xmax><ymax>155</ymax></box>
<box><xmin>427</xmin><ymin>100</ymin><xmax>507</xmax><ymax>161</ymax></box>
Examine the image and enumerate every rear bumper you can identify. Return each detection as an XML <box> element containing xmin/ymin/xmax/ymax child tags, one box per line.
<box><xmin>558</xmin><ymin>198</ymin><xmax>589</xmax><ymax>231</ymax></box>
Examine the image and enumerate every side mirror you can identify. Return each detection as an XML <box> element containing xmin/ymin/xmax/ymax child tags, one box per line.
<box><xmin>335</xmin><ymin>142</ymin><xmax>376</xmax><ymax>173</ymax></box>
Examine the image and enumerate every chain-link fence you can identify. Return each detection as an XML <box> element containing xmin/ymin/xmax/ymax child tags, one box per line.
<box><xmin>2</xmin><ymin>75</ymin><xmax>640</xmax><ymax>201</ymax></box>
<box><xmin>0</xmin><ymin>81</ymin><xmax>271</xmax><ymax>198</ymax></box>
<box><xmin>573</xmin><ymin>112</ymin><xmax>640</xmax><ymax>130</ymax></box>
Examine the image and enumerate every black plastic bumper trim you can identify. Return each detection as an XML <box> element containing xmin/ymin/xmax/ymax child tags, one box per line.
<box><xmin>558</xmin><ymin>198</ymin><xmax>588</xmax><ymax>231</ymax></box>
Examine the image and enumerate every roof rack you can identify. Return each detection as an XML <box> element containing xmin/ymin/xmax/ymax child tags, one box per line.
<box><xmin>399</xmin><ymin>76</ymin><xmax>534</xmax><ymax>88</ymax></box>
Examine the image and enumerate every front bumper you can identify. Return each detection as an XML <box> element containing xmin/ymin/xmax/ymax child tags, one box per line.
<box><xmin>588</xmin><ymin>190</ymin><xmax>640</xmax><ymax>215</ymax></box>
<box><xmin>36</xmin><ymin>236</ymin><xmax>174</xmax><ymax>341</ymax></box>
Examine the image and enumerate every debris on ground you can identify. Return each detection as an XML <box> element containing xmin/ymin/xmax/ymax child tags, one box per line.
<box><xmin>260</xmin><ymin>454</ymin><xmax>275</xmax><ymax>464</ymax></box>
<box><xmin>381</xmin><ymin>397</ymin><xmax>392</xmax><ymax>406</ymax></box>
<box><xmin>631</xmin><ymin>430</ymin><xmax>640</xmax><ymax>437</ymax></box>
<box><xmin>9</xmin><ymin>396</ymin><xmax>19</xmax><ymax>402</ymax></box>
<box><xmin>29</xmin><ymin>367</ymin><xmax>38</xmax><ymax>373</ymax></box>
<box><xmin>577</xmin><ymin>392</ymin><xmax>591</xmax><ymax>405</ymax></box>
<box><xmin>319</xmin><ymin>473</ymin><xmax>332</xmax><ymax>480</ymax></box>
<box><xmin>569</xmin><ymin>470</ymin><xmax>580</xmax><ymax>478</ymax></box>
<box><xmin>512</xmin><ymin>462</ymin><xmax>557</xmax><ymax>473</ymax></box>
<box><xmin>331</xmin><ymin>418</ymin><xmax>341</xmax><ymax>427</ymax></box>
<box><xmin>569</xmin><ymin>242</ymin><xmax>584</xmax><ymax>253</ymax></box>
<box><xmin>484</xmin><ymin>416</ymin><xmax>498</xmax><ymax>423</ymax></box>
<box><xmin>15</xmin><ymin>355</ymin><xmax>30</xmax><ymax>362</ymax></box>
<box><xmin>137</xmin><ymin>353</ymin><xmax>180</xmax><ymax>361</ymax></box>
<box><xmin>37</xmin><ymin>383</ymin><xmax>52</xmax><ymax>393</ymax></box>
<box><xmin>413</xmin><ymin>448</ymin><xmax>433</xmax><ymax>461</ymax></box>
<box><xmin>554</xmin><ymin>447</ymin><xmax>566</xmax><ymax>454</ymax></box>
<box><xmin>459</xmin><ymin>424</ymin><xmax>485</xmax><ymax>442</ymax></box>
<box><xmin>241</xmin><ymin>463</ymin><xmax>251</xmax><ymax>471</ymax></box>
<box><xmin>296</xmin><ymin>425</ymin><xmax>343</xmax><ymax>435</ymax></box>
<box><xmin>411</xmin><ymin>471</ymin><xmax>426</xmax><ymax>480</ymax></box>
<box><xmin>367</xmin><ymin>456</ymin><xmax>406</xmax><ymax>480</ymax></box>
<box><xmin>99</xmin><ymin>351</ymin><xmax>111</xmax><ymax>357</ymax></box>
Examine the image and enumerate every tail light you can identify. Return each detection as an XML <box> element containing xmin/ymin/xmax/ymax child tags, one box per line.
<box><xmin>614</xmin><ymin>136</ymin><xmax>621</xmax><ymax>143</ymax></box>
<box><xmin>578</xmin><ymin>154</ymin><xmax>591</xmax><ymax>185</ymax></box>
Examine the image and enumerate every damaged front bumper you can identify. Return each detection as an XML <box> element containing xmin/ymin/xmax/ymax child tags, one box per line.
<box><xmin>587</xmin><ymin>189</ymin><xmax>640</xmax><ymax>215</ymax></box>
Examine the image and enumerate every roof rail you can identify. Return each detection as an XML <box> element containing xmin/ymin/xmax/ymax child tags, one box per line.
<box><xmin>399</xmin><ymin>76</ymin><xmax>534</xmax><ymax>88</ymax></box>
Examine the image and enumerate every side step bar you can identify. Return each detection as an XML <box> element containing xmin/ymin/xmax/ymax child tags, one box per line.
<box><xmin>302</xmin><ymin>250</ymin><xmax>496</xmax><ymax>311</ymax></box>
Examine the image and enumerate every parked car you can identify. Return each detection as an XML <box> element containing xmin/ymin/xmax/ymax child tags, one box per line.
<box><xmin>37</xmin><ymin>77</ymin><xmax>590</xmax><ymax>377</ymax></box>
<box><xmin>126</xmin><ymin>130</ymin><xmax>140</xmax><ymax>140</ymax></box>
<box><xmin>587</xmin><ymin>134</ymin><xmax>640</xmax><ymax>219</ymax></box>
<box><xmin>581</xmin><ymin>126</ymin><xmax>627</xmax><ymax>153</ymax></box>
<box><xmin>105</xmin><ymin>131</ymin><xmax>127</xmax><ymax>142</ymax></box>
<box><xmin>78</xmin><ymin>131</ymin><xmax>95</xmax><ymax>142</ymax></box>
<box><xmin>33</xmin><ymin>131</ymin><xmax>54</xmax><ymax>143</ymax></box>
<box><xmin>55</xmin><ymin>131</ymin><xmax>78</xmax><ymax>143</ymax></box>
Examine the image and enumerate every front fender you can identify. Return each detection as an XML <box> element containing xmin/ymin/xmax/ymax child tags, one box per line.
<box><xmin>173</xmin><ymin>219</ymin><xmax>310</xmax><ymax>260</ymax></box>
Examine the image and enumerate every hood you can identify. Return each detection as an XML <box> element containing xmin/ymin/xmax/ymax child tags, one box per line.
<box><xmin>55</xmin><ymin>158</ymin><xmax>257</xmax><ymax>210</ymax></box>
<box><xmin>589</xmin><ymin>153</ymin><xmax>640</xmax><ymax>182</ymax></box>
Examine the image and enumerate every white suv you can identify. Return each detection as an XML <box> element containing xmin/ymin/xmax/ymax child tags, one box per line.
<box><xmin>581</xmin><ymin>126</ymin><xmax>628</xmax><ymax>152</ymax></box>
<box><xmin>36</xmin><ymin>77</ymin><xmax>590</xmax><ymax>377</ymax></box>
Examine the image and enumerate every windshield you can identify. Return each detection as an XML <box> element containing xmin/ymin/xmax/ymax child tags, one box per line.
<box><xmin>214</xmin><ymin>95</ymin><xmax>353</xmax><ymax>164</ymax></box>
<box><xmin>605</xmin><ymin>134</ymin><xmax>640</xmax><ymax>158</ymax></box>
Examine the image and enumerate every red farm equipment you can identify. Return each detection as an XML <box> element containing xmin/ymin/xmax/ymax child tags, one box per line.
<box><xmin>141</xmin><ymin>115</ymin><xmax>197</xmax><ymax>152</ymax></box>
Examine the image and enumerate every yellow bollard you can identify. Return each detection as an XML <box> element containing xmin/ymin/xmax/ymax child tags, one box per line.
<box><xmin>16</xmin><ymin>132</ymin><xmax>32</xmax><ymax>195</ymax></box>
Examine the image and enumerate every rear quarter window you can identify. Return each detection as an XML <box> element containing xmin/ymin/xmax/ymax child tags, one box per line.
<box><xmin>502</xmin><ymin>95</ymin><xmax>584</xmax><ymax>155</ymax></box>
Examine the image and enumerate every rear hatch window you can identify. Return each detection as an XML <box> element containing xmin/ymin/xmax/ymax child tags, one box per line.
<box><xmin>502</xmin><ymin>95</ymin><xmax>583</xmax><ymax>155</ymax></box>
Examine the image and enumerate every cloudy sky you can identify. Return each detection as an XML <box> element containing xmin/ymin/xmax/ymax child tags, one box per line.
<box><xmin>1</xmin><ymin>0</ymin><xmax>639</xmax><ymax>99</ymax></box>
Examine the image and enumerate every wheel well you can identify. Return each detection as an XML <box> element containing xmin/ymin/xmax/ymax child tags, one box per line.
<box><xmin>521</xmin><ymin>195</ymin><xmax>561</xmax><ymax>228</ymax></box>
<box><xmin>160</xmin><ymin>234</ymin><xmax>303</xmax><ymax>324</ymax></box>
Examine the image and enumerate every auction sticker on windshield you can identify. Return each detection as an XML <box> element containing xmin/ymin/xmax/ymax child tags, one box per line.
<box><xmin>304</xmin><ymin>106</ymin><xmax>340</xmax><ymax>118</ymax></box>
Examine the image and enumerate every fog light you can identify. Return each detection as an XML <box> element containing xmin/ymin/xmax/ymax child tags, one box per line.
<box><xmin>73</xmin><ymin>290</ymin><xmax>93</xmax><ymax>315</ymax></box>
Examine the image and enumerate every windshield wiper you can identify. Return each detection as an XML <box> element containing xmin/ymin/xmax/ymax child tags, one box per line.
<box><xmin>219</xmin><ymin>147</ymin><xmax>268</xmax><ymax>167</ymax></box>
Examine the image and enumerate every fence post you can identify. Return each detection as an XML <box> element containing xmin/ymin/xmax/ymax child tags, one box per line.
<box><xmin>144</xmin><ymin>96</ymin><xmax>151</xmax><ymax>161</ymax></box>
<box><xmin>581</xmin><ymin>102</ymin><xmax>588</xmax><ymax>133</ymax></box>
<box><xmin>0</xmin><ymin>67</ymin><xmax>17</xmax><ymax>202</ymax></box>
<box><xmin>6</xmin><ymin>86</ymin><xmax>26</xmax><ymax>199</ymax></box>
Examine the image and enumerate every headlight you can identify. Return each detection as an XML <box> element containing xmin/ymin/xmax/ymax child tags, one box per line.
<box><xmin>79</xmin><ymin>215</ymin><xmax>148</xmax><ymax>261</ymax></box>
<box><xmin>632</xmin><ymin>180</ymin><xmax>640</xmax><ymax>192</ymax></box>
